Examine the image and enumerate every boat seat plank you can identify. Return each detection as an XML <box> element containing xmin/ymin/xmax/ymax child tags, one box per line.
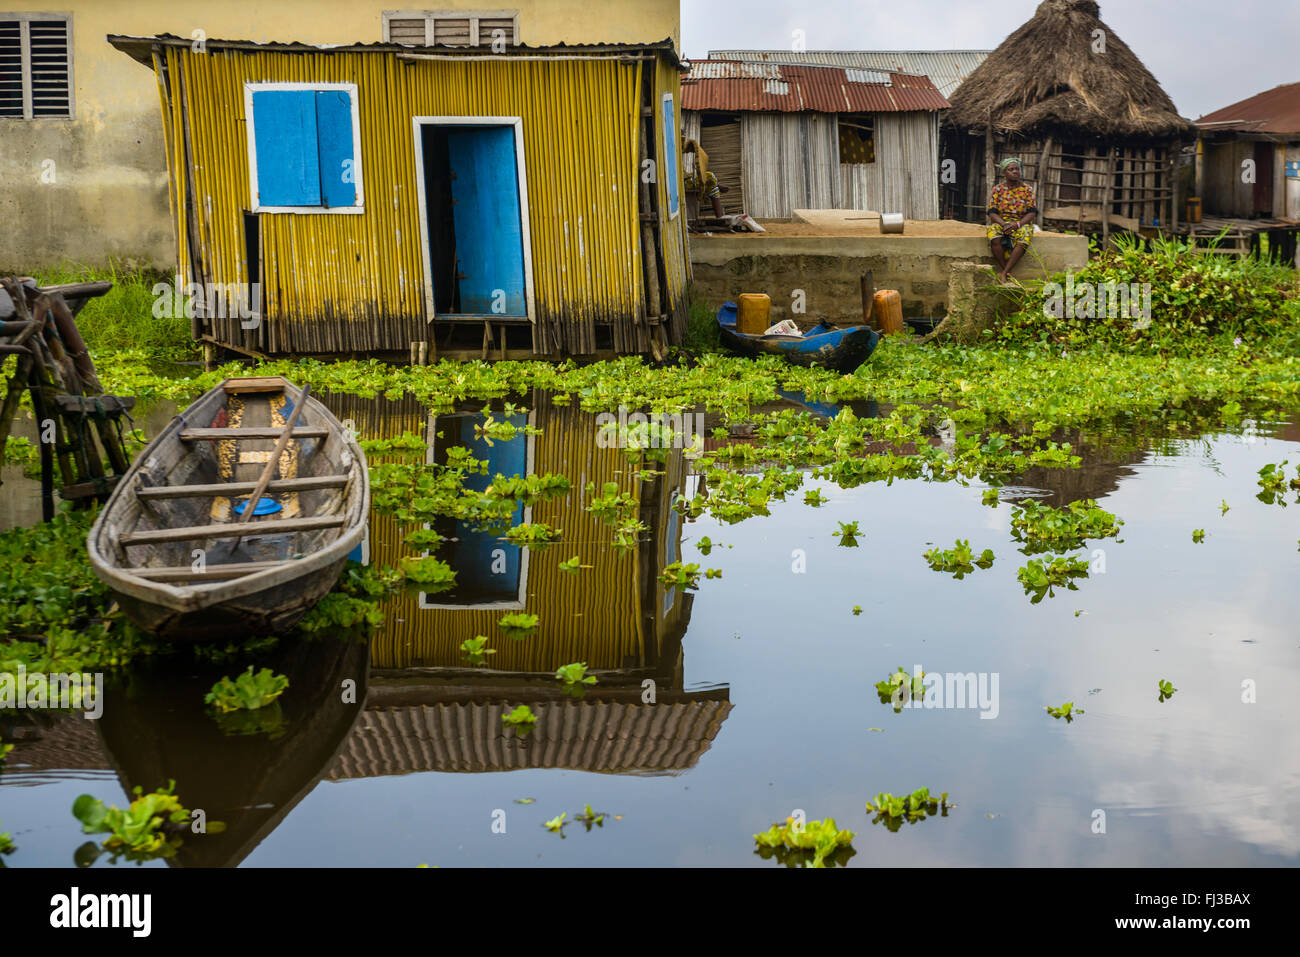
<box><xmin>129</xmin><ymin>561</ymin><xmax>291</xmax><ymax>582</ymax></box>
<box><xmin>179</xmin><ymin>427</ymin><xmax>328</xmax><ymax>440</ymax></box>
<box><xmin>120</xmin><ymin>514</ymin><xmax>345</xmax><ymax>546</ymax></box>
<box><xmin>222</xmin><ymin>377</ymin><xmax>288</xmax><ymax>394</ymax></box>
<box><xmin>136</xmin><ymin>475</ymin><xmax>348</xmax><ymax>499</ymax></box>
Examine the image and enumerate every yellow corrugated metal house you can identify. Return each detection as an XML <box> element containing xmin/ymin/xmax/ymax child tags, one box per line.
<box><xmin>108</xmin><ymin>32</ymin><xmax>690</xmax><ymax>359</ymax></box>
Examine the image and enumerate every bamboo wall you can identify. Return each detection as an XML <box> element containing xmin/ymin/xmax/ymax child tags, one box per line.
<box><xmin>153</xmin><ymin>45</ymin><xmax>687</xmax><ymax>357</ymax></box>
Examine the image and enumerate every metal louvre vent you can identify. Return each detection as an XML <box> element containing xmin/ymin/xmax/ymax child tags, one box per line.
<box><xmin>0</xmin><ymin>16</ymin><xmax>72</xmax><ymax>119</ymax></box>
<box><xmin>28</xmin><ymin>18</ymin><xmax>70</xmax><ymax>117</ymax></box>
<box><xmin>386</xmin><ymin>18</ymin><xmax>428</xmax><ymax>44</ymax></box>
<box><xmin>0</xmin><ymin>20</ymin><xmax>22</xmax><ymax>118</ymax></box>
<box><xmin>384</xmin><ymin>12</ymin><xmax>518</xmax><ymax>48</ymax></box>
<box><xmin>431</xmin><ymin>17</ymin><xmax>472</xmax><ymax>45</ymax></box>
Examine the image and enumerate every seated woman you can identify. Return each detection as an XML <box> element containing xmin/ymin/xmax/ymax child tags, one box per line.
<box><xmin>987</xmin><ymin>158</ymin><xmax>1037</xmax><ymax>282</ymax></box>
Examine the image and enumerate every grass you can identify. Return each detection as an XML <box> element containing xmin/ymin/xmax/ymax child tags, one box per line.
<box><xmin>23</xmin><ymin>261</ymin><xmax>197</xmax><ymax>358</ymax></box>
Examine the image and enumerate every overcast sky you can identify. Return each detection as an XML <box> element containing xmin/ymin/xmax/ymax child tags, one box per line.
<box><xmin>681</xmin><ymin>0</ymin><xmax>1299</xmax><ymax>120</ymax></box>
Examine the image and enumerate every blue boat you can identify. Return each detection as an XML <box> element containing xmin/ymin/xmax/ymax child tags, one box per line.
<box><xmin>716</xmin><ymin>302</ymin><xmax>879</xmax><ymax>373</ymax></box>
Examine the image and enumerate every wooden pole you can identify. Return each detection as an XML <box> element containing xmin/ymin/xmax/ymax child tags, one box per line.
<box><xmin>1101</xmin><ymin>148</ymin><xmax>1114</xmax><ymax>248</ymax></box>
<box><xmin>983</xmin><ymin>119</ymin><xmax>995</xmax><ymax>222</ymax></box>
<box><xmin>1035</xmin><ymin>136</ymin><xmax>1054</xmax><ymax>227</ymax></box>
<box><xmin>230</xmin><ymin>383</ymin><xmax>311</xmax><ymax>548</ymax></box>
<box><xmin>860</xmin><ymin>270</ymin><xmax>875</xmax><ymax>328</ymax></box>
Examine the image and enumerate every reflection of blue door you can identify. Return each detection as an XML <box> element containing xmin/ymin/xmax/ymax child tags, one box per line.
<box><xmin>447</xmin><ymin>126</ymin><xmax>526</xmax><ymax>316</ymax></box>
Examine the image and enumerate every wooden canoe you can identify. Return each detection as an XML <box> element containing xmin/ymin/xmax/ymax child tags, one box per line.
<box><xmin>716</xmin><ymin>302</ymin><xmax>879</xmax><ymax>373</ymax></box>
<box><xmin>87</xmin><ymin>376</ymin><xmax>369</xmax><ymax>640</ymax></box>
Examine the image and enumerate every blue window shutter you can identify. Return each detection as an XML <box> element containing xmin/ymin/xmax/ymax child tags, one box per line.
<box><xmin>315</xmin><ymin>90</ymin><xmax>356</xmax><ymax>208</ymax></box>
<box><xmin>252</xmin><ymin>90</ymin><xmax>321</xmax><ymax>207</ymax></box>
<box><xmin>662</xmin><ymin>95</ymin><xmax>679</xmax><ymax>218</ymax></box>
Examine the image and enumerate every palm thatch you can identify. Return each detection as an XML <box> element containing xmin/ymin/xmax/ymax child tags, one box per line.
<box><xmin>947</xmin><ymin>0</ymin><xmax>1193</xmax><ymax>140</ymax></box>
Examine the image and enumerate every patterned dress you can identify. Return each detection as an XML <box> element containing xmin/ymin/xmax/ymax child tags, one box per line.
<box><xmin>986</xmin><ymin>182</ymin><xmax>1036</xmax><ymax>246</ymax></box>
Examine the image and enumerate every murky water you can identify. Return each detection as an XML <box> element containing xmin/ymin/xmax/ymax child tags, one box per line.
<box><xmin>3</xmin><ymin>389</ymin><xmax>1298</xmax><ymax>866</ymax></box>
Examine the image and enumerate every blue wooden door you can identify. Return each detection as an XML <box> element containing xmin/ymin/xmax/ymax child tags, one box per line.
<box><xmin>446</xmin><ymin>126</ymin><xmax>526</xmax><ymax>317</ymax></box>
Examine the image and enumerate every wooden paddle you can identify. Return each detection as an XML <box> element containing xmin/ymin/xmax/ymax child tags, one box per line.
<box><xmin>229</xmin><ymin>383</ymin><xmax>311</xmax><ymax>548</ymax></box>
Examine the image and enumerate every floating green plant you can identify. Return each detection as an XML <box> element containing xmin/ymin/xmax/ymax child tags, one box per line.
<box><xmin>981</xmin><ymin>487</ymin><xmax>1001</xmax><ymax>506</ymax></box>
<box><xmin>556</xmin><ymin>662</ymin><xmax>597</xmax><ymax>698</ymax></box>
<box><xmin>575</xmin><ymin>804</ymin><xmax>606</xmax><ymax>829</ymax></box>
<box><xmin>504</xmin><ymin>522</ymin><xmax>562</xmax><ymax>549</ymax></box>
<box><xmin>1220</xmin><ymin>500</ymin><xmax>1231</xmax><ymax>515</ymax></box>
<box><xmin>398</xmin><ymin>555</ymin><xmax>457</xmax><ymax>589</ymax></box>
<box><xmin>836</xmin><ymin>520</ymin><xmax>861</xmax><ymax>547</ymax></box>
<box><xmin>72</xmin><ymin>781</ymin><xmax>213</xmax><ymax>864</ymax></box>
<box><xmin>1009</xmin><ymin>499</ymin><xmax>1122</xmax><ymax>553</ymax></box>
<box><xmin>544</xmin><ymin>813</ymin><xmax>567</xmax><ymax>834</ymax></box>
<box><xmin>658</xmin><ymin>561</ymin><xmax>702</xmax><ymax>590</ymax></box>
<box><xmin>852</xmin><ymin>605</ymin><xmax>863</xmax><ymax>616</ymax></box>
<box><xmin>922</xmin><ymin>539</ymin><xmax>994</xmax><ymax>577</ymax></box>
<box><xmin>585</xmin><ymin>481</ymin><xmax>638</xmax><ymax>525</ymax></box>
<box><xmin>875</xmin><ymin>666</ymin><xmax>926</xmax><ymax>712</ymax></box>
<box><xmin>502</xmin><ymin>704</ymin><xmax>537</xmax><ymax>732</ymax></box>
<box><xmin>803</xmin><ymin>488</ymin><xmax>827</xmax><ymax>506</ymax></box>
<box><xmin>460</xmin><ymin>636</ymin><xmax>495</xmax><ymax>666</ymax></box>
<box><xmin>1256</xmin><ymin>461</ymin><xmax>1291</xmax><ymax>505</ymax></box>
<box><xmin>557</xmin><ymin>555</ymin><xmax>590</xmax><ymax>575</ymax></box>
<box><xmin>205</xmin><ymin>666</ymin><xmax>289</xmax><ymax>713</ymax></box>
<box><xmin>753</xmin><ymin>817</ymin><xmax>856</xmax><ymax>868</ymax></box>
<box><xmin>865</xmin><ymin>788</ymin><xmax>953</xmax><ymax>830</ymax></box>
<box><xmin>1045</xmin><ymin>702</ymin><xmax>1083</xmax><ymax>721</ymax></box>
<box><xmin>498</xmin><ymin>612</ymin><xmax>540</xmax><ymax>639</ymax></box>
<box><xmin>1158</xmin><ymin>679</ymin><xmax>1177</xmax><ymax>702</ymax></box>
<box><xmin>0</xmin><ymin>824</ymin><xmax>13</xmax><ymax>860</ymax></box>
<box><xmin>695</xmin><ymin>536</ymin><xmax>714</xmax><ymax>555</ymax></box>
<box><xmin>1017</xmin><ymin>555</ymin><xmax>1090</xmax><ymax>603</ymax></box>
<box><xmin>1192</xmin><ymin>529</ymin><xmax>1206</xmax><ymax>543</ymax></box>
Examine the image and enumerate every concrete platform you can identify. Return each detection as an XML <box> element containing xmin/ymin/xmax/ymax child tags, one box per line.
<box><xmin>689</xmin><ymin>218</ymin><xmax>1089</xmax><ymax>324</ymax></box>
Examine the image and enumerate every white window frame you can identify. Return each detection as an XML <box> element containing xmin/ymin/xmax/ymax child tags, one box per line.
<box><xmin>243</xmin><ymin>81</ymin><xmax>365</xmax><ymax>214</ymax></box>
<box><xmin>662</xmin><ymin>92</ymin><xmax>680</xmax><ymax>220</ymax></box>
<box><xmin>410</xmin><ymin>115</ymin><xmax>536</xmax><ymax>323</ymax></box>
<box><xmin>418</xmin><ymin>409</ymin><xmax>536</xmax><ymax>610</ymax></box>
<box><xmin>382</xmin><ymin>9</ymin><xmax>520</xmax><ymax>47</ymax></box>
<box><xmin>0</xmin><ymin>12</ymin><xmax>74</xmax><ymax>121</ymax></box>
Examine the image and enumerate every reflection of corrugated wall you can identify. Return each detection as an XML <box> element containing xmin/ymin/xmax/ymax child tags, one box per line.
<box><xmin>328</xmin><ymin>700</ymin><xmax>734</xmax><ymax>776</ymax></box>
<box><xmin>152</xmin><ymin>44</ymin><xmax>684</xmax><ymax>356</ymax></box>
<box><xmin>369</xmin><ymin>399</ymin><xmax>645</xmax><ymax>671</ymax></box>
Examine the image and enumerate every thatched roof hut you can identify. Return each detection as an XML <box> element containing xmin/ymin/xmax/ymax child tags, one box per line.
<box><xmin>944</xmin><ymin>0</ymin><xmax>1194</xmax><ymax>235</ymax></box>
<box><xmin>947</xmin><ymin>0</ymin><xmax>1190</xmax><ymax>139</ymax></box>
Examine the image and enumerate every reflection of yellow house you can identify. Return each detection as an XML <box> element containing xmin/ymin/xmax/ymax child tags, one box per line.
<box><xmin>323</xmin><ymin>391</ymin><xmax>689</xmax><ymax>674</ymax></box>
<box><xmin>2</xmin><ymin>1</ymin><xmax>680</xmax><ymax>271</ymax></box>
<box><xmin>317</xmin><ymin>389</ymin><xmax>734</xmax><ymax>778</ymax></box>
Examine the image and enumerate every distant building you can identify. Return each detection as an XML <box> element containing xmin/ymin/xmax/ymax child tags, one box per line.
<box><xmin>682</xmin><ymin>59</ymin><xmax>951</xmax><ymax>220</ymax></box>
<box><xmin>1196</xmin><ymin>82</ymin><xmax>1300</xmax><ymax>220</ymax></box>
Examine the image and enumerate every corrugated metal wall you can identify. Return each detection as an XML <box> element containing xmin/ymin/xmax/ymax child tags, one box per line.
<box><xmin>710</xmin><ymin>110</ymin><xmax>940</xmax><ymax>219</ymax></box>
<box><xmin>157</xmin><ymin>46</ymin><xmax>682</xmax><ymax>356</ymax></box>
<box><xmin>740</xmin><ymin>112</ymin><xmax>840</xmax><ymax>216</ymax></box>
<box><xmin>840</xmin><ymin>112</ymin><xmax>940</xmax><ymax>218</ymax></box>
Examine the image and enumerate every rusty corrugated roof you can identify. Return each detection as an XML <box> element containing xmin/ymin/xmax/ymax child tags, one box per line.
<box><xmin>1197</xmin><ymin>82</ymin><xmax>1300</xmax><ymax>135</ymax></box>
<box><xmin>709</xmin><ymin>50</ymin><xmax>991</xmax><ymax>98</ymax></box>
<box><xmin>682</xmin><ymin>59</ymin><xmax>949</xmax><ymax>114</ymax></box>
<box><xmin>327</xmin><ymin>700</ymin><xmax>734</xmax><ymax>777</ymax></box>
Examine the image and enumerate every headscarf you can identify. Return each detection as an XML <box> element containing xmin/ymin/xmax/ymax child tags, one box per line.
<box><xmin>998</xmin><ymin>157</ymin><xmax>1022</xmax><ymax>173</ymax></box>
